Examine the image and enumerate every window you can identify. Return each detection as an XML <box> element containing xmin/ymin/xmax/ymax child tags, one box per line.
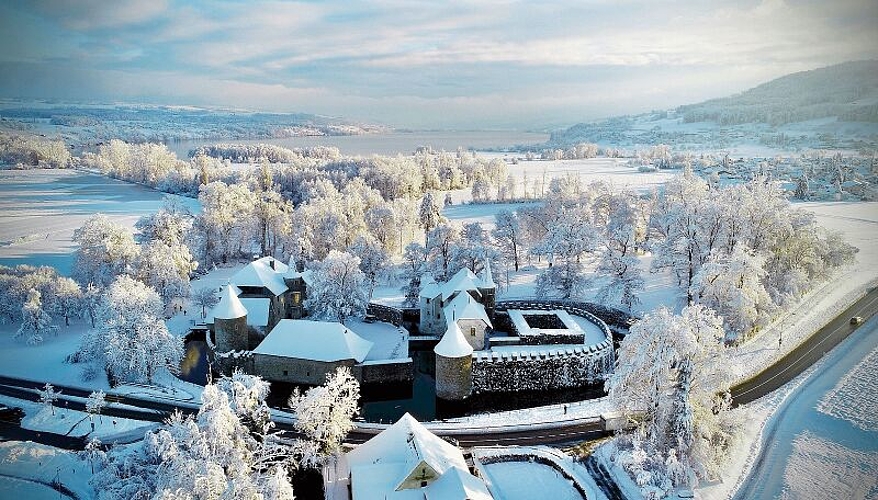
<box><xmin>426</xmin><ymin>298</ymin><xmax>430</xmax><ymax>304</ymax></box>
<box><xmin>283</xmin><ymin>370</ymin><xmax>288</xmax><ymax>376</ymax></box>
<box><xmin>421</xmin><ymin>481</ymin><xmax>428</xmax><ymax>488</ymax></box>
<box><xmin>292</xmin><ymin>291</ymin><xmax>301</xmax><ymax>305</ymax></box>
<box><xmin>470</xmin><ymin>327</ymin><xmax>476</xmax><ymax>336</ymax></box>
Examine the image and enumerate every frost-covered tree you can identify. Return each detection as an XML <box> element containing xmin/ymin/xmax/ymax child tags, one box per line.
<box><xmin>349</xmin><ymin>235</ymin><xmax>389</xmax><ymax>300</ymax></box>
<box><xmin>418</xmin><ymin>191</ymin><xmax>444</xmax><ymax>244</ymax></box>
<box><xmin>39</xmin><ymin>383</ymin><xmax>60</xmax><ymax>416</ymax></box>
<box><xmin>81</xmin><ymin>283</ymin><xmax>102</xmax><ymax>328</ymax></box>
<box><xmin>215</xmin><ymin>369</ymin><xmax>273</xmax><ymax>437</ymax></box>
<box><xmin>531</xmin><ymin>205</ymin><xmax>597</xmax><ymax>299</ymax></box>
<box><xmin>92</xmin><ymin>378</ymin><xmax>295</xmax><ymax>500</ymax></box>
<box><xmin>450</xmin><ymin>222</ymin><xmax>497</xmax><ymax>276</ymax></box>
<box><xmin>493</xmin><ymin>210</ymin><xmax>523</xmax><ymax>271</ymax></box>
<box><xmin>78</xmin><ymin>276</ymin><xmax>183</xmax><ymax>384</ymax></box>
<box><xmin>16</xmin><ymin>290</ymin><xmax>55</xmax><ymax>345</ymax></box>
<box><xmin>303</xmin><ymin>251</ymin><xmax>368</xmax><ymax>323</ymax></box>
<box><xmin>53</xmin><ymin>277</ymin><xmax>82</xmax><ymax>327</ymax></box>
<box><xmin>82</xmin><ymin>437</ymin><xmax>106</xmax><ymax>474</ymax></box>
<box><xmin>194</xmin><ymin>181</ymin><xmax>256</xmax><ymax>265</ymax></box>
<box><xmin>399</xmin><ymin>242</ymin><xmax>426</xmax><ymax>308</ymax></box>
<box><xmin>72</xmin><ymin>214</ymin><xmax>139</xmax><ymax>288</ymax></box>
<box><xmin>86</xmin><ymin>390</ymin><xmax>107</xmax><ymax>423</ymax></box>
<box><xmin>426</xmin><ymin>222</ymin><xmax>460</xmax><ymax>282</ymax></box>
<box><xmin>596</xmin><ymin>192</ymin><xmax>646</xmax><ymax>310</ymax></box>
<box><xmin>134</xmin><ymin>240</ymin><xmax>197</xmax><ymax>306</ymax></box>
<box><xmin>134</xmin><ymin>197</ymin><xmax>191</xmax><ymax>247</ymax></box>
<box><xmin>191</xmin><ymin>286</ymin><xmax>219</xmax><ymax>319</ymax></box>
<box><xmin>288</xmin><ymin>367</ymin><xmax>360</xmax><ymax>466</ymax></box>
<box><xmin>607</xmin><ymin>305</ymin><xmax>738</xmax><ymax>484</ymax></box>
<box><xmin>691</xmin><ymin>245</ymin><xmax>773</xmax><ymax>340</ymax></box>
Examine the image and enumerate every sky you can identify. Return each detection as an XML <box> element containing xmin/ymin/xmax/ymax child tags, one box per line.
<box><xmin>0</xmin><ymin>0</ymin><xmax>876</xmax><ymax>130</ymax></box>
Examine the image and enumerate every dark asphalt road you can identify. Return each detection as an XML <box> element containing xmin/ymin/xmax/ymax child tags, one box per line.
<box><xmin>731</xmin><ymin>286</ymin><xmax>878</xmax><ymax>406</ymax></box>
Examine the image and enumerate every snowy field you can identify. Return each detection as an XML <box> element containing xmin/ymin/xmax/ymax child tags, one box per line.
<box><xmin>818</xmin><ymin>347</ymin><xmax>878</xmax><ymax>432</ymax></box>
<box><xmin>0</xmin><ymin>169</ymin><xmax>200</xmax><ymax>275</ymax></box>
<box><xmin>781</xmin><ymin>432</ymin><xmax>878</xmax><ymax>500</ymax></box>
<box><xmin>0</xmin><ymin>441</ymin><xmax>91</xmax><ymax>500</ymax></box>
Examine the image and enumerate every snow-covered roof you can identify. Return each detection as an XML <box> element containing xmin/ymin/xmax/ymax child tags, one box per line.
<box><xmin>207</xmin><ymin>296</ymin><xmax>270</xmax><ymax>328</ymax></box>
<box><xmin>211</xmin><ymin>285</ymin><xmax>247</xmax><ymax>320</ymax></box>
<box><xmin>231</xmin><ymin>257</ymin><xmax>289</xmax><ymax>296</ymax></box>
<box><xmin>425</xmin><ymin>466</ymin><xmax>493</xmax><ymax>500</ymax></box>
<box><xmin>419</xmin><ymin>274</ymin><xmax>441</xmax><ymax>299</ymax></box>
<box><xmin>440</xmin><ymin>268</ymin><xmax>484</xmax><ymax>301</ymax></box>
<box><xmin>434</xmin><ymin>320</ymin><xmax>474</xmax><ymax>358</ymax></box>
<box><xmin>253</xmin><ymin>319</ymin><xmax>373</xmax><ymax>362</ymax></box>
<box><xmin>347</xmin><ymin>413</ymin><xmax>478</xmax><ymax>498</ymax></box>
<box><xmin>443</xmin><ymin>291</ymin><xmax>492</xmax><ymax>328</ymax></box>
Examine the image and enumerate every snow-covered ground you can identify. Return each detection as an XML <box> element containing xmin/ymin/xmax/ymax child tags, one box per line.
<box><xmin>0</xmin><ymin>169</ymin><xmax>200</xmax><ymax>275</ymax></box>
<box><xmin>474</xmin><ymin>446</ymin><xmax>608</xmax><ymax>500</ymax></box>
<box><xmin>0</xmin><ymin>441</ymin><xmax>91</xmax><ymax>500</ymax></box>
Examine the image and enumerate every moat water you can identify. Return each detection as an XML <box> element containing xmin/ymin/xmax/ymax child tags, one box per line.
<box><xmin>180</xmin><ymin>340</ymin><xmax>605</xmax><ymax>422</ymax></box>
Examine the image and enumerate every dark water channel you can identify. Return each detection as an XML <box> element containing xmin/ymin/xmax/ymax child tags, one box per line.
<box><xmin>181</xmin><ymin>340</ymin><xmax>605</xmax><ymax>422</ymax></box>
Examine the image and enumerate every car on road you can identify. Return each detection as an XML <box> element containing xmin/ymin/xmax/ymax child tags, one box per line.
<box><xmin>850</xmin><ymin>316</ymin><xmax>864</xmax><ymax>325</ymax></box>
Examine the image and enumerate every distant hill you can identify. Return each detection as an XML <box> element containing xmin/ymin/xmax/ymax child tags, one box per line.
<box><xmin>678</xmin><ymin>60</ymin><xmax>878</xmax><ymax>126</ymax></box>
<box><xmin>550</xmin><ymin>61</ymin><xmax>878</xmax><ymax>152</ymax></box>
<box><xmin>0</xmin><ymin>101</ymin><xmax>387</xmax><ymax>148</ymax></box>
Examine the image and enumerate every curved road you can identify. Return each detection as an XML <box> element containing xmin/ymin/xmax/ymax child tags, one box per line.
<box><xmin>733</xmin><ymin>313</ymin><xmax>878</xmax><ymax>499</ymax></box>
<box><xmin>731</xmin><ymin>286</ymin><xmax>878</xmax><ymax>406</ymax></box>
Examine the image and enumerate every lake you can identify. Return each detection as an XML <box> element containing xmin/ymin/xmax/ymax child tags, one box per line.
<box><xmin>165</xmin><ymin>130</ymin><xmax>549</xmax><ymax>158</ymax></box>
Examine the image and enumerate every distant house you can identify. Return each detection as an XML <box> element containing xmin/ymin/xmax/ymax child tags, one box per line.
<box><xmin>344</xmin><ymin>413</ymin><xmax>493</xmax><ymax>499</ymax></box>
<box><xmin>225</xmin><ymin>256</ymin><xmax>313</xmax><ymax>331</ymax></box>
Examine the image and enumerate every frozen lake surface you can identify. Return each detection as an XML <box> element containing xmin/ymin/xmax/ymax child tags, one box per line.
<box><xmin>0</xmin><ymin>169</ymin><xmax>200</xmax><ymax>275</ymax></box>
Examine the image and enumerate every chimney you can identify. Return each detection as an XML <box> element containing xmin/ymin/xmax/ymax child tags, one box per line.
<box><xmin>269</xmin><ymin>258</ymin><xmax>275</xmax><ymax>270</ymax></box>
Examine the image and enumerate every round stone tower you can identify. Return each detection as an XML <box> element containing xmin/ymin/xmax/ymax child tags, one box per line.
<box><xmin>434</xmin><ymin>319</ymin><xmax>473</xmax><ymax>401</ymax></box>
<box><xmin>213</xmin><ymin>284</ymin><xmax>249</xmax><ymax>352</ymax></box>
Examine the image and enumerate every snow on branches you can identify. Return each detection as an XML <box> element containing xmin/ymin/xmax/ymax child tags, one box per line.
<box><xmin>77</xmin><ymin>276</ymin><xmax>183</xmax><ymax>384</ymax></box>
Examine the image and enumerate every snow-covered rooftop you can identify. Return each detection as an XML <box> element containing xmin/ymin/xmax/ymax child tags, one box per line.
<box><xmin>347</xmin><ymin>413</ymin><xmax>483</xmax><ymax>499</ymax></box>
<box><xmin>230</xmin><ymin>257</ymin><xmax>289</xmax><ymax>296</ymax></box>
<box><xmin>434</xmin><ymin>320</ymin><xmax>474</xmax><ymax>358</ymax></box>
<box><xmin>441</xmin><ymin>268</ymin><xmax>485</xmax><ymax>301</ymax></box>
<box><xmin>425</xmin><ymin>466</ymin><xmax>493</xmax><ymax>500</ymax></box>
<box><xmin>207</xmin><ymin>296</ymin><xmax>270</xmax><ymax>328</ymax></box>
<box><xmin>444</xmin><ymin>291</ymin><xmax>492</xmax><ymax>328</ymax></box>
<box><xmin>480</xmin><ymin>259</ymin><xmax>496</xmax><ymax>288</ymax></box>
<box><xmin>253</xmin><ymin>319</ymin><xmax>373</xmax><ymax>362</ymax></box>
<box><xmin>211</xmin><ymin>285</ymin><xmax>247</xmax><ymax>320</ymax></box>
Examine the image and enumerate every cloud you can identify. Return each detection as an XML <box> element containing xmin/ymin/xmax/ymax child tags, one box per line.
<box><xmin>0</xmin><ymin>0</ymin><xmax>876</xmax><ymax>128</ymax></box>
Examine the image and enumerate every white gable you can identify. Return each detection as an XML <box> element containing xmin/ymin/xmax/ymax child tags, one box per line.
<box><xmin>443</xmin><ymin>291</ymin><xmax>492</xmax><ymax>328</ymax></box>
<box><xmin>347</xmin><ymin>414</ymin><xmax>489</xmax><ymax>499</ymax></box>
<box><xmin>440</xmin><ymin>268</ymin><xmax>483</xmax><ymax>301</ymax></box>
<box><xmin>425</xmin><ymin>466</ymin><xmax>493</xmax><ymax>500</ymax></box>
<box><xmin>253</xmin><ymin>319</ymin><xmax>373</xmax><ymax>362</ymax></box>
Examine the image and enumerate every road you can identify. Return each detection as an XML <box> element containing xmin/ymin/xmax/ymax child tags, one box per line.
<box><xmin>733</xmin><ymin>312</ymin><xmax>878</xmax><ymax>499</ymax></box>
<box><xmin>731</xmin><ymin>286</ymin><xmax>878</xmax><ymax>406</ymax></box>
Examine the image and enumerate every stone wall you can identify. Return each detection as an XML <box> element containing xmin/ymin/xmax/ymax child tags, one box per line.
<box><xmin>252</xmin><ymin>354</ymin><xmax>356</xmax><ymax>385</ymax></box>
<box><xmin>366</xmin><ymin>303</ymin><xmax>403</xmax><ymax>325</ymax></box>
<box><xmin>496</xmin><ymin>299</ymin><xmax>634</xmax><ymax>336</ymax></box>
<box><xmin>471</xmin><ymin>339</ymin><xmax>615</xmax><ymax>394</ymax></box>
<box><xmin>215</xmin><ymin>316</ymin><xmax>248</xmax><ymax>352</ymax></box>
<box><xmin>353</xmin><ymin>359</ymin><xmax>414</xmax><ymax>384</ymax></box>
<box><xmin>457</xmin><ymin>318</ymin><xmax>489</xmax><ymax>350</ymax></box>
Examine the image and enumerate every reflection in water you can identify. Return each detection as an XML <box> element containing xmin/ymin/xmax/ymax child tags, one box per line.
<box><xmin>179</xmin><ymin>340</ymin><xmax>211</xmax><ymax>385</ymax></box>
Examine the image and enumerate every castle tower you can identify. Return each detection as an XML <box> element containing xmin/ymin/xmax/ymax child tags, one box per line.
<box><xmin>213</xmin><ymin>285</ymin><xmax>249</xmax><ymax>352</ymax></box>
<box><xmin>477</xmin><ymin>258</ymin><xmax>496</xmax><ymax>319</ymax></box>
<box><xmin>434</xmin><ymin>317</ymin><xmax>473</xmax><ymax>401</ymax></box>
